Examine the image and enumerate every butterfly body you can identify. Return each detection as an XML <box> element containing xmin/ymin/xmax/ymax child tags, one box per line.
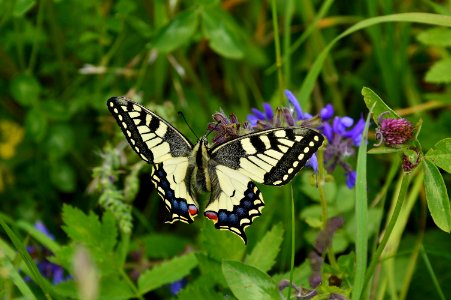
<box><xmin>107</xmin><ymin>96</ymin><xmax>324</xmax><ymax>243</ymax></box>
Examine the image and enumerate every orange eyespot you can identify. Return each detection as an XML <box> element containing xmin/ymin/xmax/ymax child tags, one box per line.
<box><xmin>188</xmin><ymin>205</ymin><xmax>198</xmax><ymax>217</ymax></box>
<box><xmin>204</xmin><ymin>211</ymin><xmax>218</xmax><ymax>223</ymax></box>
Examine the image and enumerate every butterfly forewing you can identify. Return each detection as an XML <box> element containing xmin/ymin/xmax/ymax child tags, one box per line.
<box><xmin>107</xmin><ymin>97</ymin><xmax>198</xmax><ymax>223</ymax></box>
<box><xmin>107</xmin><ymin>97</ymin><xmax>193</xmax><ymax>163</ymax></box>
<box><xmin>209</xmin><ymin>127</ymin><xmax>324</xmax><ymax>186</ymax></box>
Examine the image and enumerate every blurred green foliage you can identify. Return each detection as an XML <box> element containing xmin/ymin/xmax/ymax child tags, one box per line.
<box><xmin>1</xmin><ymin>0</ymin><xmax>451</xmax><ymax>299</ymax></box>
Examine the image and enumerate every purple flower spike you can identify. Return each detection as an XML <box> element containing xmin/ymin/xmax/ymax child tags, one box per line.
<box><xmin>322</xmin><ymin>123</ymin><xmax>333</xmax><ymax>142</ymax></box>
<box><xmin>263</xmin><ymin>103</ymin><xmax>274</xmax><ymax>120</ymax></box>
<box><xmin>344</xmin><ymin>117</ymin><xmax>365</xmax><ymax>146</ymax></box>
<box><xmin>247</xmin><ymin>114</ymin><xmax>258</xmax><ymax>126</ymax></box>
<box><xmin>170</xmin><ymin>278</ymin><xmax>187</xmax><ymax>295</ymax></box>
<box><xmin>284</xmin><ymin>90</ymin><xmax>304</xmax><ymax>120</ymax></box>
<box><xmin>345</xmin><ymin>171</ymin><xmax>357</xmax><ymax>188</ymax></box>
<box><xmin>320</xmin><ymin>104</ymin><xmax>334</xmax><ymax>120</ymax></box>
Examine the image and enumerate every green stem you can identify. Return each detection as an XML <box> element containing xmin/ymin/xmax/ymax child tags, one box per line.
<box><xmin>27</xmin><ymin>0</ymin><xmax>45</xmax><ymax>73</ymax></box>
<box><xmin>420</xmin><ymin>245</ymin><xmax>446</xmax><ymax>300</ymax></box>
<box><xmin>287</xmin><ymin>186</ymin><xmax>295</xmax><ymax>300</ymax></box>
<box><xmin>282</xmin><ymin>0</ymin><xmax>293</xmax><ymax>87</ymax></box>
<box><xmin>271</xmin><ymin>0</ymin><xmax>284</xmax><ymax>104</ymax></box>
<box><xmin>363</xmin><ymin>173</ymin><xmax>410</xmax><ymax>292</ymax></box>
<box><xmin>317</xmin><ymin>148</ymin><xmax>328</xmax><ymax>227</ymax></box>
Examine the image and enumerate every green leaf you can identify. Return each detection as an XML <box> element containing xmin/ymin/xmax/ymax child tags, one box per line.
<box><xmin>25</xmin><ymin>108</ymin><xmax>48</xmax><ymax>142</ymax></box>
<box><xmin>425</xmin><ymin>58</ymin><xmax>451</xmax><ymax>83</ymax></box>
<box><xmin>361</xmin><ymin>87</ymin><xmax>399</xmax><ymax>123</ymax></box>
<box><xmin>425</xmin><ymin>138</ymin><xmax>451</xmax><ymax>173</ymax></box>
<box><xmin>177</xmin><ymin>275</ymin><xmax>223</xmax><ymax>300</ymax></box>
<box><xmin>13</xmin><ymin>0</ymin><xmax>36</xmax><ymax>17</ymax></box>
<box><xmin>222</xmin><ymin>261</ymin><xmax>279</xmax><ymax>300</ymax></box>
<box><xmin>244</xmin><ymin>224</ymin><xmax>283</xmax><ymax>273</ymax></box>
<box><xmin>300</xmin><ymin>13</ymin><xmax>451</xmax><ymax>105</ymax></box>
<box><xmin>138</xmin><ymin>253</ymin><xmax>197</xmax><ymax>294</ymax></box>
<box><xmin>196</xmin><ymin>254</ymin><xmax>227</xmax><ymax>288</ymax></box>
<box><xmin>60</xmin><ymin>206</ymin><xmax>118</xmax><ymax>273</ymax></box>
<box><xmin>98</xmin><ymin>276</ymin><xmax>135</xmax><ymax>300</ymax></box>
<box><xmin>201</xmin><ymin>7</ymin><xmax>244</xmax><ymax>59</ymax></box>
<box><xmin>417</xmin><ymin>27</ymin><xmax>451</xmax><ymax>47</ymax></box>
<box><xmin>10</xmin><ymin>74</ymin><xmax>41</xmax><ymax>106</ymax></box>
<box><xmin>152</xmin><ymin>10</ymin><xmax>199</xmax><ymax>53</ymax></box>
<box><xmin>352</xmin><ymin>103</ymin><xmax>374</xmax><ymax>300</ymax></box>
<box><xmin>368</xmin><ymin>147</ymin><xmax>403</xmax><ymax>154</ymax></box>
<box><xmin>423</xmin><ymin>159</ymin><xmax>451</xmax><ymax>233</ymax></box>
<box><xmin>199</xmin><ymin>220</ymin><xmax>245</xmax><ymax>260</ymax></box>
<box><xmin>1</xmin><ymin>256</ymin><xmax>37</xmax><ymax>300</ymax></box>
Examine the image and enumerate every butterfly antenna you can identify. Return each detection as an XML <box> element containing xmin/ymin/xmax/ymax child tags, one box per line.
<box><xmin>178</xmin><ymin>111</ymin><xmax>199</xmax><ymax>140</ymax></box>
<box><xmin>205</xmin><ymin>120</ymin><xmax>221</xmax><ymax>139</ymax></box>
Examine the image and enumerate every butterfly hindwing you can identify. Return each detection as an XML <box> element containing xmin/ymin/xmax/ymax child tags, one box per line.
<box><xmin>210</xmin><ymin>127</ymin><xmax>324</xmax><ymax>186</ymax></box>
<box><xmin>204</xmin><ymin>165</ymin><xmax>264</xmax><ymax>243</ymax></box>
<box><xmin>151</xmin><ymin>157</ymin><xmax>198</xmax><ymax>223</ymax></box>
<box><xmin>107</xmin><ymin>97</ymin><xmax>198</xmax><ymax>223</ymax></box>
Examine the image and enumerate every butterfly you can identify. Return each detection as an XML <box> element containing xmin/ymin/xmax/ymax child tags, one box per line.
<box><xmin>107</xmin><ymin>96</ymin><xmax>324</xmax><ymax>243</ymax></box>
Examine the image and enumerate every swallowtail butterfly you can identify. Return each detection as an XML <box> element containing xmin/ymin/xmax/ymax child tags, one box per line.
<box><xmin>107</xmin><ymin>97</ymin><xmax>324</xmax><ymax>243</ymax></box>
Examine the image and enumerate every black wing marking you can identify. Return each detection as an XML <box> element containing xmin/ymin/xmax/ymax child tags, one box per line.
<box><xmin>209</xmin><ymin>127</ymin><xmax>324</xmax><ymax>186</ymax></box>
<box><xmin>107</xmin><ymin>97</ymin><xmax>198</xmax><ymax>222</ymax></box>
<box><xmin>204</xmin><ymin>165</ymin><xmax>264</xmax><ymax>244</ymax></box>
<box><xmin>107</xmin><ymin>97</ymin><xmax>193</xmax><ymax>164</ymax></box>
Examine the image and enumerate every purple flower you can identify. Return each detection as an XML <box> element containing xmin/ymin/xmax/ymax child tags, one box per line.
<box><xmin>320</xmin><ymin>104</ymin><xmax>334</xmax><ymax>120</ymax></box>
<box><xmin>26</xmin><ymin>222</ymin><xmax>69</xmax><ymax>285</ymax></box>
<box><xmin>376</xmin><ymin>115</ymin><xmax>414</xmax><ymax>146</ymax></box>
<box><xmin>209</xmin><ymin>111</ymin><xmax>251</xmax><ymax>145</ymax></box>
<box><xmin>246</xmin><ymin>90</ymin><xmax>364</xmax><ymax>188</ymax></box>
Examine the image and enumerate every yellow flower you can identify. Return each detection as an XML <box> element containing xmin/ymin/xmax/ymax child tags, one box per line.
<box><xmin>0</xmin><ymin>120</ymin><xmax>24</xmax><ymax>159</ymax></box>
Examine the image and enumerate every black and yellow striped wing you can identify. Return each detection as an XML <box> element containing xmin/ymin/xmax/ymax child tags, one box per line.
<box><xmin>204</xmin><ymin>128</ymin><xmax>324</xmax><ymax>242</ymax></box>
<box><xmin>107</xmin><ymin>97</ymin><xmax>199</xmax><ymax>223</ymax></box>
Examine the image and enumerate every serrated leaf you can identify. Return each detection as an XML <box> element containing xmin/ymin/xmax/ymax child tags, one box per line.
<box><xmin>425</xmin><ymin>138</ymin><xmax>451</xmax><ymax>173</ymax></box>
<box><xmin>138</xmin><ymin>253</ymin><xmax>197</xmax><ymax>294</ymax></box>
<box><xmin>423</xmin><ymin>159</ymin><xmax>451</xmax><ymax>233</ymax></box>
<box><xmin>201</xmin><ymin>7</ymin><xmax>244</xmax><ymax>59</ymax></box>
<box><xmin>98</xmin><ymin>276</ymin><xmax>135</xmax><ymax>300</ymax></box>
<box><xmin>222</xmin><ymin>261</ymin><xmax>279</xmax><ymax>300</ymax></box>
<box><xmin>152</xmin><ymin>10</ymin><xmax>199</xmax><ymax>53</ymax></box>
<box><xmin>425</xmin><ymin>58</ymin><xmax>451</xmax><ymax>83</ymax></box>
<box><xmin>361</xmin><ymin>87</ymin><xmax>399</xmax><ymax>124</ymax></box>
<box><xmin>62</xmin><ymin>205</ymin><xmax>117</xmax><ymax>252</ymax></box>
<box><xmin>244</xmin><ymin>224</ymin><xmax>283</xmax><ymax>273</ymax></box>
<box><xmin>417</xmin><ymin>27</ymin><xmax>451</xmax><ymax>47</ymax></box>
<box><xmin>60</xmin><ymin>206</ymin><xmax>118</xmax><ymax>274</ymax></box>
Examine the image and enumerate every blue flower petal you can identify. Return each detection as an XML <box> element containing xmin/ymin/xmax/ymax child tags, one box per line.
<box><xmin>263</xmin><ymin>103</ymin><xmax>274</xmax><ymax>120</ymax></box>
<box><xmin>284</xmin><ymin>90</ymin><xmax>303</xmax><ymax>120</ymax></box>
<box><xmin>251</xmin><ymin>108</ymin><xmax>266</xmax><ymax>120</ymax></box>
<box><xmin>346</xmin><ymin>171</ymin><xmax>357</xmax><ymax>188</ymax></box>
<box><xmin>322</xmin><ymin>123</ymin><xmax>333</xmax><ymax>142</ymax></box>
<box><xmin>247</xmin><ymin>114</ymin><xmax>258</xmax><ymax>126</ymax></box>
<box><xmin>340</xmin><ymin>116</ymin><xmax>354</xmax><ymax>128</ymax></box>
<box><xmin>320</xmin><ymin>104</ymin><xmax>334</xmax><ymax>120</ymax></box>
<box><xmin>306</xmin><ymin>154</ymin><xmax>318</xmax><ymax>173</ymax></box>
